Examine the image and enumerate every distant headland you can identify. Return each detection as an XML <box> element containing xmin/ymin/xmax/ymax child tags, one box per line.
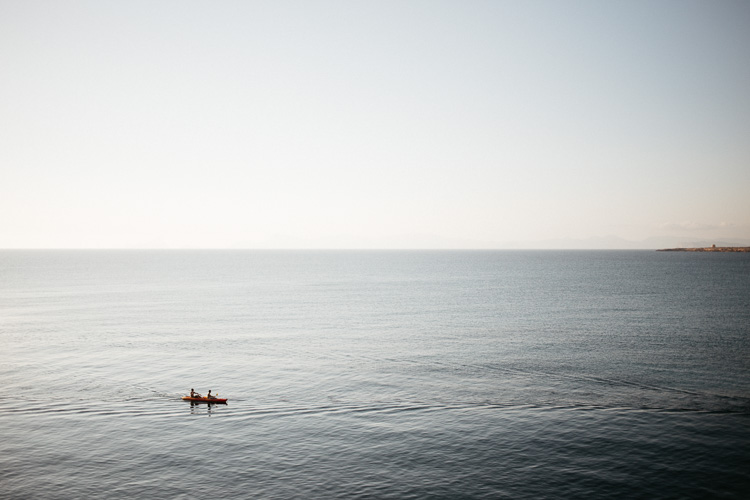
<box><xmin>657</xmin><ymin>245</ymin><xmax>750</xmax><ymax>252</ymax></box>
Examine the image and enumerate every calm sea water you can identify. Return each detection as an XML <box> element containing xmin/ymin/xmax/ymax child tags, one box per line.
<box><xmin>1</xmin><ymin>250</ymin><xmax>749</xmax><ymax>498</ymax></box>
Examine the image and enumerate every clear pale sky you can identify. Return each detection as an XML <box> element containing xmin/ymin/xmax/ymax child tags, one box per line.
<box><xmin>2</xmin><ymin>0</ymin><xmax>749</xmax><ymax>249</ymax></box>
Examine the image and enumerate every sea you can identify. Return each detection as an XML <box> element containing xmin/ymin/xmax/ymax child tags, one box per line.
<box><xmin>1</xmin><ymin>250</ymin><xmax>748</xmax><ymax>499</ymax></box>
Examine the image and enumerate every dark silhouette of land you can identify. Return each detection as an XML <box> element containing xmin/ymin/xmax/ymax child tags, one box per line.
<box><xmin>657</xmin><ymin>246</ymin><xmax>750</xmax><ymax>252</ymax></box>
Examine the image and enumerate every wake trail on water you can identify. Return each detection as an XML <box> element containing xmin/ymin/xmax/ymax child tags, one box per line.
<box><xmin>3</xmin><ymin>390</ymin><xmax>748</xmax><ymax>421</ymax></box>
<box><xmin>314</xmin><ymin>350</ymin><xmax>750</xmax><ymax>414</ymax></box>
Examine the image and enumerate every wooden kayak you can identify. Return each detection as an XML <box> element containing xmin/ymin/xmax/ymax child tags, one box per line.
<box><xmin>182</xmin><ymin>396</ymin><xmax>227</xmax><ymax>404</ymax></box>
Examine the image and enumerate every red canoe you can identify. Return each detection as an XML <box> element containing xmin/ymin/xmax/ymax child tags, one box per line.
<box><xmin>182</xmin><ymin>396</ymin><xmax>227</xmax><ymax>404</ymax></box>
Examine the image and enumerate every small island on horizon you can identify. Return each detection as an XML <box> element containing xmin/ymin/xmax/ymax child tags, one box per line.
<box><xmin>657</xmin><ymin>245</ymin><xmax>750</xmax><ymax>252</ymax></box>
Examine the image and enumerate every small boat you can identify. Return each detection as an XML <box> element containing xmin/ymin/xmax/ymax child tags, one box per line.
<box><xmin>182</xmin><ymin>396</ymin><xmax>227</xmax><ymax>404</ymax></box>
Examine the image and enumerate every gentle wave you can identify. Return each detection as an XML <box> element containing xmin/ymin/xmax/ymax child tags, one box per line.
<box><xmin>2</xmin><ymin>250</ymin><xmax>749</xmax><ymax>498</ymax></box>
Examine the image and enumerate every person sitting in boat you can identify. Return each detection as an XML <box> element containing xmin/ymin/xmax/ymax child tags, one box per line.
<box><xmin>206</xmin><ymin>390</ymin><xmax>215</xmax><ymax>399</ymax></box>
<box><xmin>190</xmin><ymin>388</ymin><xmax>201</xmax><ymax>398</ymax></box>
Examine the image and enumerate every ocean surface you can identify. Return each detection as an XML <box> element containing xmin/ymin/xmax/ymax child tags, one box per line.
<box><xmin>1</xmin><ymin>250</ymin><xmax>749</xmax><ymax>499</ymax></box>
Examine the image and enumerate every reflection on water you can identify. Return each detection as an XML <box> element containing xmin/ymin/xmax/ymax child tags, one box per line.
<box><xmin>188</xmin><ymin>399</ymin><xmax>229</xmax><ymax>416</ymax></box>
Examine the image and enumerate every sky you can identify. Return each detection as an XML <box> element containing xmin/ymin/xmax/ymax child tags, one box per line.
<box><xmin>1</xmin><ymin>0</ymin><xmax>749</xmax><ymax>249</ymax></box>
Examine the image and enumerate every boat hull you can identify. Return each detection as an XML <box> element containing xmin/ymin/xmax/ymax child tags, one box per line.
<box><xmin>182</xmin><ymin>396</ymin><xmax>227</xmax><ymax>404</ymax></box>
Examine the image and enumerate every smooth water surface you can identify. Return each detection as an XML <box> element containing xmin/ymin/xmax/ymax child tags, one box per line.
<box><xmin>1</xmin><ymin>251</ymin><xmax>749</xmax><ymax>498</ymax></box>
